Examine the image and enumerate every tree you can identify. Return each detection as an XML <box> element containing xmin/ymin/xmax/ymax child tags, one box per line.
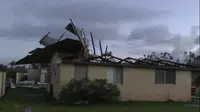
<box><xmin>0</xmin><ymin>64</ymin><xmax>7</xmax><ymax>71</ymax></box>
<box><xmin>184</xmin><ymin>52</ymin><xmax>200</xmax><ymax>87</ymax></box>
<box><xmin>9</xmin><ymin>61</ymin><xmax>15</xmax><ymax>68</ymax></box>
<box><xmin>160</xmin><ymin>52</ymin><xmax>173</xmax><ymax>60</ymax></box>
<box><xmin>142</xmin><ymin>51</ymin><xmax>200</xmax><ymax>66</ymax></box>
<box><xmin>143</xmin><ymin>52</ymin><xmax>173</xmax><ymax>61</ymax></box>
<box><xmin>184</xmin><ymin>51</ymin><xmax>200</xmax><ymax>66</ymax></box>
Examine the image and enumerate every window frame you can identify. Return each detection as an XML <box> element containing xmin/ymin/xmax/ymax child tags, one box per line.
<box><xmin>165</xmin><ymin>69</ymin><xmax>176</xmax><ymax>84</ymax></box>
<box><xmin>155</xmin><ymin>69</ymin><xmax>176</xmax><ymax>85</ymax></box>
<box><xmin>74</xmin><ymin>65</ymin><xmax>88</xmax><ymax>81</ymax></box>
<box><xmin>113</xmin><ymin>67</ymin><xmax>123</xmax><ymax>84</ymax></box>
<box><xmin>155</xmin><ymin>69</ymin><xmax>165</xmax><ymax>84</ymax></box>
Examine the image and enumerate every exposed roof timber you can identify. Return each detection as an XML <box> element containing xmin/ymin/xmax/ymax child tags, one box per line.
<box><xmin>80</xmin><ymin>55</ymin><xmax>196</xmax><ymax>68</ymax></box>
<box><xmin>105</xmin><ymin>45</ymin><xmax>108</xmax><ymax>54</ymax></box>
<box><xmin>90</xmin><ymin>32</ymin><xmax>96</xmax><ymax>55</ymax></box>
<box><xmin>99</xmin><ymin>40</ymin><xmax>103</xmax><ymax>56</ymax></box>
<box><xmin>64</xmin><ymin>61</ymin><xmax>200</xmax><ymax>71</ymax></box>
<box><xmin>57</xmin><ymin>32</ymin><xmax>65</xmax><ymax>42</ymax></box>
<box><xmin>140</xmin><ymin>58</ymin><xmax>191</xmax><ymax>67</ymax></box>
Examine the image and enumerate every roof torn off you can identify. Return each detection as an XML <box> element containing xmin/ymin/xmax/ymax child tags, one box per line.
<box><xmin>15</xmin><ymin>19</ymin><xmax>200</xmax><ymax>70</ymax></box>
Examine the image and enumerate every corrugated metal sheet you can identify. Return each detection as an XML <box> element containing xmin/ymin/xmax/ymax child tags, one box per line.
<box><xmin>40</xmin><ymin>36</ymin><xmax>58</xmax><ymax>47</ymax></box>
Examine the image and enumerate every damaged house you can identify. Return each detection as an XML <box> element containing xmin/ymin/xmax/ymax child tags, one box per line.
<box><xmin>15</xmin><ymin>20</ymin><xmax>200</xmax><ymax>102</ymax></box>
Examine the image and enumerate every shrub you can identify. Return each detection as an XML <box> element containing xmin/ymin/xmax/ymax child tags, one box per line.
<box><xmin>59</xmin><ymin>78</ymin><xmax>120</xmax><ymax>104</ymax></box>
<box><xmin>59</xmin><ymin>78</ymin><xmax>91</xmax><ymax>104</ymax></box>
<box><xmin>45</xmin><ymin>91</ymin><xmax>56</xmax><ymax>102</ymax></box>
<box><xmin>88</xmin><ymin>79</ymin><xmax>120</xmax><ymax>104</ymax></box>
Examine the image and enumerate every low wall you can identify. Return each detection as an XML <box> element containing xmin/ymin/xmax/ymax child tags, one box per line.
<box><xmin>40</xmin><ymin>69</ymin><xmax>47</xmax><ymax>83</ymax></box>
<box><xmin>16</xmin><ymin>72</ymin><xmax>25</xmax><ymax>84</ymax></box>
<box><xmin>28</xmin><ymin>69</ymin><xmax>39</xmax><ymax>81</ymax></box>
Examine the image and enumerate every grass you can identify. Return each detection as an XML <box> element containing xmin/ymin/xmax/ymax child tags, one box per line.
<box><xmin>0</xmin><ymin>101</ymin><xmax>199</xmax><ymax>112</ymax></box>
<box><xmin>0</xmin><ymin>88</ymin><xmax>198</xmax><ymax>112</ymax></box>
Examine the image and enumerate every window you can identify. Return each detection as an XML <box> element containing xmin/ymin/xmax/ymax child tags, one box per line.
<box><xmin>107</xmin><ymin>67</ymin><xmax>123</xmax><ymax>84</ymax></box>
<box><xmin>46</xmin><ymin>73</ymin><xmax>51</xmax><ymax>83</ymax></box>
<box><xmin>155</xmin><ymin>69</ymin><xmax>176</xmax><ymax>84</ymax></box>
<box><xmin>192</xmin><ymin>71</ymin><xmax>200</xmax><ymax>86</ymax></box>
<box><xmin>52</xmin><ymin>66</ymin><xmax>56</xmax><ymax>76</ymax></box>
<box><xmin>49</xmin><ymin>65</ymin><xmax>56</xmax><ymax>76</ymax></box>
<box><xmin>74</xmin><ymin>65</ymin><xmax>88</xmax><ymax>80</ymax></box>
<box><xmin>155</xmin><ymin>70</ymin><xmax>165</xmax><ymax>84</ymax></box>
<box><xmin>114</xmin><ymin>67</ymin><xmax>123</xmax><ymax>84</ymax></box>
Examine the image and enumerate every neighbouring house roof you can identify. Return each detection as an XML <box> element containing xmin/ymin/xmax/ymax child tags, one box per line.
<box><xmin>15</xmin><ymin>38</ymin><xmax>83</xmax><ymax>65</ymax></box>
<box><xmin>6</xmin><ymin>68</ymin><xmax>28</xmax><ymax>73</ymax></box>
<box><xmin>62</xmin><ymin>55</ymin><xmax>200</xmax><ymax>71</ymax></box>
<box><xmin>38</xmin><ymin>38</ymin><xmax>83</xmax><ymax>54</ymax></box>
<box><xmin>15</xmin><ymin>53</ymin><xmax>52</xmax><ymax>64</ymax></box>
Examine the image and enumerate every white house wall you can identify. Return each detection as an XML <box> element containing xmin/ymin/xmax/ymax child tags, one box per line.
<box><xmin>49</xmin><ymin>53</ymin><xmax>62</xmax><ymax>66</ymax></box>
<box><xmin>0</xmin><ymin>72</ymin><xmax>6</xmax><ymax>98</ymax></box>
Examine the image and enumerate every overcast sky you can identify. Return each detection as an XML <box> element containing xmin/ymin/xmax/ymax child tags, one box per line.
<box><xmin>0</xmin><ymin>0</ymin><xmax>199</xmax><ymax>64</ymax></box>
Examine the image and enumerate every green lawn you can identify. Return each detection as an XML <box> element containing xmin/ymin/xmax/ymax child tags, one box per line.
<box><xmin>0</xmin><ymin>88</ymin><xmax>198</xmax><ymax>112</ymax></box>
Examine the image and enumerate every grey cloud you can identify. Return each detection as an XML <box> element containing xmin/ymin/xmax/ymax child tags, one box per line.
<box><xmin>71</xmin><ymin>21</ymin><xmax>120</xmax><ymax>40</ymax></box>
<box><xmin>127</xmin><ymin>33</ymin><xmax>182</xmax><ymax>55</ymax></box>
<box><xmin>84</xmin><ymin>24</ymin><xmax>119</xmax><ymax>40</ymax></box>
<box><xmin>127</xmin><ymin>29</ymin><xmax>180</xmax><ymax>56</ymax></box>
<box><xmin>128</xmin><ymin>25</ymin><xmax>172</xmax><ymax>43</ymax></box>
<box><xmin>128</xmin><ymin>44</ymin><xmax>174</xmax><ymax>56</ymax></box>
<box><xmin>5</xmin><ymin>0</ymin><xmax>171</xmax><ymax>40</ymax></box>
<box><xmin>138</xmin><ymin>34</ymin><xmax>181</xmax><ymax>47</ymax></box>
<box><xmin>13</xmin><ymin>1</ymin><xmax>170</xmax><ymax>24</ymax></box>
<box><xmin>126</xmin><ymin>25</ymin><xmax>181</xmax><ymax>56</ymax></box>
<box><xmin>0</xmin><ymin>21</ymin><xmax>119</xmax><ymax>40</ymax></box>
<box><xmin>110</xmin><ymin>44</ymin><xmax>120</xmax><ymax>48</ymax></box>
<box><xmin>0</xmin><ymin>23</ymin><xmax>65</xmax><ymax>39</ymax></box>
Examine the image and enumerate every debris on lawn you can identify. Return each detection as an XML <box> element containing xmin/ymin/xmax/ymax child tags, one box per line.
<box><xmin>24</xmin><ymin>105</ymin><xmax>31</xmax><ymax>112</ymax></box>
<box><xmin>14</xmin><ymin>105</ymin><xmax>19</xmax><ymax>108</ymax></box>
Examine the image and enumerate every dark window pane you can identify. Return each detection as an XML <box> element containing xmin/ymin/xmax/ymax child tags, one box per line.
<box><xmin>166</xmin><ymin>70</ymin><xmax>176</xmax><ymax>84</ymax></box>
<box><xmin>74</xmin><ymin>65</ymin><xmax>88</xmax><ymax>80</ymax></box>
<box><xmin>114</xmin><ymin>67</ymin><xmax>123</xmax><ymax>84</ymax></box>
<box><xmin>192</xmin><ymin>72</ymin><xmax>196</xmax><ymax>86</ymax></box>
<box><xmin>192</xmin><ymin>71</ymin><xmax>200</xmax><ymax>86</ymax></box>
<box><xmin>155</xmin><ymin>70</ymin><xmax>165</xmax><ymax>84</ymax></box>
